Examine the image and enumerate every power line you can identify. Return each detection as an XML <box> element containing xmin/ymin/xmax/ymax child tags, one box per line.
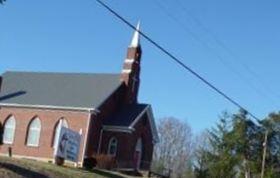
<box><xmin>95</xmin><ymin>0</ymin><xmax>261</xmax><ymax>122</ymax></box>
<box><xmin>151</xmin><ymin>0</ymin><xmax>279</xmax><ymax>108</ymax></box>
<box><xmin>172</xmin><ymin>0</ymin><xmax>280</xmax><ymax>104</ymax></box>
<box><xmin>174</xmin><ymin>0</ymin><xmax>275</xmax><ymax>93</ymax></box>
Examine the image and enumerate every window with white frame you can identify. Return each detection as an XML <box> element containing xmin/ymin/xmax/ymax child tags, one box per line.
<box><xmin>3</xmin><ymin>115</ymin><xmax>16</xmax><ymax>144</ymax></box>
<box><xmin>52</xmin><ymin>118</ymin><xmax>68</xmax><ymax>148</ymax></box>
<box><xmin>108</xmin><ymin>137</ymin><xmax>118</xmax><ymax>156</ymax></box>
<box><xmin>26</xmin><ymin>117</ymin><xmax>41</xmax><ymax>146</ymax></box>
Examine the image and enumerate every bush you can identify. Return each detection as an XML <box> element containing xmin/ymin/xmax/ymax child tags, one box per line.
<box><xmin>95</xmin><ymin>154</ymin><xmax>116</xmax><ymax>170</ymax></box>
<box><xmin>54</xmin><ymin>156</ymin><xmax>64</xmax><ymax>166</ymax></box>
<box><xmin>83</xmin><ymin>157</ymin><xmax>97</xmax><ymax>170</ymax></box>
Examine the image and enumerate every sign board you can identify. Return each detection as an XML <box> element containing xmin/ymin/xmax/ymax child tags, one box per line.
<box><xmin>54</xmin><ymin>126</ymin><xmax>81</xmax><ymax>162</ymax></box>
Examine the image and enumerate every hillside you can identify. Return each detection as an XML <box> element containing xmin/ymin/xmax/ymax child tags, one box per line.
<box><xmin>0</xmin><ymin>156</ymin><xmax>127</xmax><ymax>178</ymax></box>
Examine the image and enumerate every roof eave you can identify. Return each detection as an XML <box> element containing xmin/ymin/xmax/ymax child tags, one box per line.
<box><xmin>103</xmin><ymin>105</ymin><xmax>160</xmax><ymax>144</ymax></box>
<box><xmin>102</xmin><ymin>125</ymin><xmax>134</xmax><ymax>133</ymax></box>
<box><xmin>0</xmin><ymin>103</ymin><xmax>96</xmax><ymax>112</ymax></box>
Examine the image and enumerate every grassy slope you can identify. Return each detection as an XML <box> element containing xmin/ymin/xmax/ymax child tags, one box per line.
<box><xmin>0</xmin><ymin>156</ymin><xmax>126</xmax><ymax>178</ymax></box>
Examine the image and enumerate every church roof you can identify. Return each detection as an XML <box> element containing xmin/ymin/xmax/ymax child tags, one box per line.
<box><xmin>103</xmin><ymin>104</ymin><xmax>149</xmax><ymax>127</ymax></box>
<box><xmin>0</xmin><ymin>71</ymin><xmax>123</xmax><ymax>110</ymax></box>
<box><xmin>103</xmin><ymin>104</ymin><xmax>160</xmax><ymax>143</ymax></box>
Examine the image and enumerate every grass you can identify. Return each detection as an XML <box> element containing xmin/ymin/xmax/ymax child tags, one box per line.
<box><xmin>0</xmin><ymin>156</ymin><xmax>127</xmax><ymax>178</ymax></box>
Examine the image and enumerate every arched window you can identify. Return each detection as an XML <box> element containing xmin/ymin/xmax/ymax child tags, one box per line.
<box><xmin>26</xmin><ymin>117</ymin><xmax>41</xmax><ymax>146</ymax></box>
<box><xmin>108</xmin><ymin>137</ymin><xmax>118</xmax><ymax>156</ymax></box>
<box><xmin>52</xmin><ymin>118</ymin><xmax>68</xmax><ymax>148</ymax></box>
<box><xmin>3</xmin><ymin>115</ymin><xmax>16</xmax><ymax>144</ymax></box>
<box><xmin>135</xmin><ymin>138</ymin><xmax>142</xmax><ymax>152</ymax></box>
<box><xmin>135</xmin><ymin>138</ymin><xmax>143</xmax><ymax>169</ymax></box>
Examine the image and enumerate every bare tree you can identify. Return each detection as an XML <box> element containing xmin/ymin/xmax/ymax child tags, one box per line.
<box><xmin>193</xmin><ymin>131</ymin><xmax>210</xmax><ymax>178</ymax></box>
<box><xmin>153</xmin><ymin>117</ymin><xmax>193</xmax><ymax>178</ymax></box>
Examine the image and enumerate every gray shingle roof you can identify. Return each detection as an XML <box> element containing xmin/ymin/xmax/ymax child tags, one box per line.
<box><xmin>0</xmin><ymin>71</ymin><xmax>123</xmax><ymax>110</ymax></box>
<box><xmin>103</xmin><ymin>104</ymin><xmax>149</xmax><ymax>127</ymax></box>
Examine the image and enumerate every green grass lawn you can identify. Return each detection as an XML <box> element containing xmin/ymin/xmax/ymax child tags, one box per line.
<box><xmin>0</xmin><ymin>156</ymin><xmax>127</xmax><ymax>178</ymax></box>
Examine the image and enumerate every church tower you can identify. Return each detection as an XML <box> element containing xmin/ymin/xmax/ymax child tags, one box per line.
<box><xmin>121</xmin><ymin>22</ymin><xmax>142</xmax><ymax>104</ymax></box>
<box><xmin>0</xmin><ymin>76</ymin><xmax>2</xmax><ymax>93</ymax></box>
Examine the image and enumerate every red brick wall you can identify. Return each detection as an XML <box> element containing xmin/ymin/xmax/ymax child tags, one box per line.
<box><xmin>133</xmin><ymin>113</ymin><xmax>154</xmax><ymax>169</ymax></box>
<box><xmin>85</xmin><ymin>84</ymin><xmax>126</xmax><ymax>157</ymax></box>
<box><xmin>121</xmin><ymin>46</ymin><xmax>142</xmax><ymax>104</ymax></box>
<box><xmin>101</xmin><ymin>113</ymin><xmax>154</xmax><ymax>170</ymax></box>
<box><xmin>0</xmin><ymin>107</ymin><xmax>89</xmax><ymax>163</ymax></box>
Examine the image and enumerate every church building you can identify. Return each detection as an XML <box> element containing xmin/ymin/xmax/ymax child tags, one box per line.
<box><xmin>0</xmin><ymin>23</ymin><xmax>159</xmax><ymax>170</ymax></box>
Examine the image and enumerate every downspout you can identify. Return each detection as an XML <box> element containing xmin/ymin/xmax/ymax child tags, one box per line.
<box><xmin>81</xmin><ymin>109</ymin><xmax>96</xmax><ymax>166</ymax></box>
<box><xmin>97</xmin><ymin>128</ymin><xmax>104</xmax><ymax>154</ymax></box>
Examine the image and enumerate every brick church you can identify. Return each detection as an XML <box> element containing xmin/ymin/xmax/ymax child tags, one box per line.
<box><xmin>0</xmin><ymin>23</ymin><xmax>159</xmax><ymax>170</ymax></box>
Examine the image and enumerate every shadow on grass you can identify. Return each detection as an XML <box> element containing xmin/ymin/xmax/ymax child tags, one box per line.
<box><xmin>0</xmin><ymin>162</ymin><xmax>48</xmax><ymax>178</ymax></box>
<box><xmin>90</xmin><ymin>169</ymin><xmax>125</xmax><ymax>178</ymax></box>
<box><xmin>118</xmin><ymin>170</ymin><xmax>143</xmax><ymax>177</ymax></box>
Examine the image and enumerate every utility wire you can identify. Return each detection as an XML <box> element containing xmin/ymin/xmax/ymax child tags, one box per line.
<box><xmin>172</xmin><ymin>0</ymin><xmax>280</xmax><ymax>103</ymax></box>
<box><xmin>95</xmin><ymin>0</ymin><xmax>261</xmax><ymax>122</ymax></box>
<box><xmin>151</xmin><ymin>0</ymin><xmax>279</xmax><ymax>108</ymax></box>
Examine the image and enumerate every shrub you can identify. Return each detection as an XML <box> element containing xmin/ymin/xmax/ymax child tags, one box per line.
<box><xmin>83</xmin><ymin>157</ymin><xmax>97</xmax><ymax>170</ymax></box>
<box><xmin>95</xmin><ymin>154</ymin><xmax>116</xmax><ymax>170</ymax></box>
<box><xmin>54</xmin><ymin>156</ymin><xmax>64</xmax><ymax>166</ymax></box>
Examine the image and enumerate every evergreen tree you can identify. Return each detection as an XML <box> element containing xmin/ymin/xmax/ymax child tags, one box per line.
<box><xmin>194</xmin><ymin>110</ymin><xmax>267</xmax><ymax>178</ymax></box>
<box><xmin>260</xmin><ymin>112</ymin><xmax>280</xmax><ymax>177</ymax></box>
<box><xmin>230</xmin><ymin>109</ymin><xmax>263</xmax><ymax>178</ymax></box>
<box><xmin>195</xmin><ymin>112</ymin><xmax>238</xmax><ymax>178</ymax></box>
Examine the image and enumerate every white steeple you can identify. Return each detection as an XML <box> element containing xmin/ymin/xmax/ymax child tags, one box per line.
<box><xmin>130</xmin><ymin>21</ymin><xmax>141</xmax><ymax>48</ymax></box>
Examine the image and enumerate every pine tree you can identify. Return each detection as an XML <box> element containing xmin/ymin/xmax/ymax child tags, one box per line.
<box><xmin>194</xmin><ymin>110</ymin><xmax>266</xmax><ymax>178</ymax></box>
<box><xmin>260</xmin><ymin>112</ymin><xmax>280</xmax><ymax>177</ymax></box>
<box><xmin>194</xmin><ymin>112</ymin><xmax>238</xmax><ymax>178</ymax></box>
<box><xmin>230</xmin><ymin>109</ymin><xmax>263</xmax><ymax>178</ymax></box>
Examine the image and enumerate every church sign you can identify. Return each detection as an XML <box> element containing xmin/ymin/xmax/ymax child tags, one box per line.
<box><xmin>54</xmin><ymin>126</ymin><xmax>81</xmax><ymax>162</ymax></box>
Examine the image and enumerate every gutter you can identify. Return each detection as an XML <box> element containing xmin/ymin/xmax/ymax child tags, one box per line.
<box><xmin>102</xmin><ymin>125</ymin><xmax>135</xmax><ymax>133</ymax></box>
<box><xmin>81</xmin><ymin>109</ymin><xmax>98</xmax><ymax>166</ymax></box>
<box><xmin>97</xmin><ymin>128</ymin><xmax>104</xmax><ymax>154</ymax></box>
<box><xmin>0</xmin><ymin>103</ymin><xmax>97</xmax><ymax>112</ymax></box>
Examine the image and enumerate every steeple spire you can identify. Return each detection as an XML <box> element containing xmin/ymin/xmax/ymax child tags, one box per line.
<box><xmin>121</xmin><ymin>21</ymin><xmax>142</xmax><ymax>104</ymax></box>
<box><xmin>130</xmin><ymin>21</ymin><xmax>141</xmax><ymax>48</ymax></box>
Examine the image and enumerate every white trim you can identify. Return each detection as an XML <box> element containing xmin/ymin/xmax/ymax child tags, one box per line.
<box><xmin>81</xmin><ymin>112</ymin><xmax>92</xmax><ymax>166</ymax></box>
<box><xmin>107</xmin><ymin>137</ymin><xmax>118</xmax><ymax>157</ymax></box>
<box><xmin>146</xmin><ymin>106</ymin><xmax>160</xmax><ymax>143</ymax></box>
<box><xmin>3</xmin><ymin>141</ymin><xmax>13</xmax><ymax>145</ymax></box>
<box><xmin>135</xmin><ymin>138</ymin><xmax>142</xmax><ymax>169</ymax></box>
<box><xmin>0</xmin><ymin>103</ymin><xmax>95</xmax><ymax>112</ymax></box>
<box><xmin>102</xmin><ymin>105</ymin><xmax>159</xmax><ymax>143</ymax></box>
<box><xmin>130</xmin><ymin>105</ymin><xmax>159</xmax><ymax>143</ymax></box>
<box><xmin>125</xmin><ymin>58</ymin><xmax>139</xmax><ymax>64</ymax></box>
<box><xmin>103</xmin><ymin>125</ymin><xmax>134</xmax><ymax>133</ymax></box>
<box><xmin>52</xmin><ymin>118</ymin><xmax>68</xmax><ymax>148</ymax></box>
<box><xmin>130</xmin><ymin>105</ymin><xmax>149</xmax><ymax>128</ymax></box>
<box><xmin>97</xmin><ymin>128</ymin><xmax>104</xmax><ymax>154</ymax></box>
<box><xmin>3</xmin><ymin>115</ymin><xmax>16</xmax><ymax>144</ymax></box>
<box><xmin>122</xmin><ymin>69</ymin><xmax>132</xmax><ymax>74</ymax></box>
<box><xmin>26</xmin><ymin>117</ymin><xmax>41</xmax><ymax>147</ymax></box>
<box><xmin>125</xmin><ymin>58</ymin><xmax>135</xmax><ymax>63</ymax></box>
<box><xmin>26</xmin><ymin>143</ymin><xmax>40</xmax><ymax>147</ymax></box>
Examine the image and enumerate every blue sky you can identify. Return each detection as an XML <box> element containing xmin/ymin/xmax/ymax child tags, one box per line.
<box><xmin>1</xmin><ymin>0</ymin><xmax>280</xmax><ymax>133</ymax></box>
